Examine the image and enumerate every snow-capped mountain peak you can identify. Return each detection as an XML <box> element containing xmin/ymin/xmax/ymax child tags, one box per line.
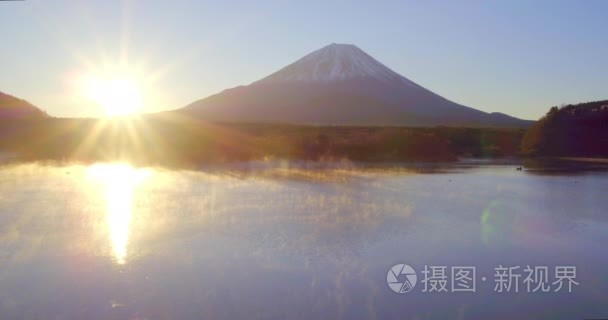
<box><xmin>183</xmin><ymin>43</ymin><xmax>531</xmax><ymax>127</ymax></box>
<box><xmin>255</xmin><ymin>43</ymin><xmax>417</xmax><ymax>86</ymax></box>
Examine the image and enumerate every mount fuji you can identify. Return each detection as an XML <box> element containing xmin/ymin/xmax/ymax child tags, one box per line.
<box><xmin>181</xmin><ymin>43</ymin><xmax>530</xmax><ymax>127</ymax></box>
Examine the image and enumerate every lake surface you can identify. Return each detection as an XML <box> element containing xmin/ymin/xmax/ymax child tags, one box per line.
<box><xmin>0</xmin><ymin>160</ymin><xmax>606</xmax><ymax>319</ymax></box>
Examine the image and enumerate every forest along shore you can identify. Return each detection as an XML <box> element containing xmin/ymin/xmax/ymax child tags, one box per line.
<box><xmin>0</xmin><ymin>114</ymin><xmax>525</xmax><ymax>167</ymax></box>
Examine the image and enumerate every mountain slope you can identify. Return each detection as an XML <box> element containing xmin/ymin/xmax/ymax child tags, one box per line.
<box><xmin>0</xmin><ymin>91</ymin><xmax>46</xmax><ymax>118</ymax></box>
<box><xmin>182</xmin><ymin>43</ymin><xmax>531</xmax><ymax>127</ymax></box>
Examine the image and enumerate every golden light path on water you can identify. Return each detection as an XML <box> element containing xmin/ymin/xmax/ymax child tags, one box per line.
<box><xmin>87</xmin><ymin>163</ymin><xmax>151</xmax><ymax>264</ymax></box>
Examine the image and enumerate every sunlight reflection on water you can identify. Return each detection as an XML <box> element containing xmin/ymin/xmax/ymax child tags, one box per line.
<box><xmin>86</xmin><ymin>163</ymin><xmax>151</xmax><ymax>264</ymax></box>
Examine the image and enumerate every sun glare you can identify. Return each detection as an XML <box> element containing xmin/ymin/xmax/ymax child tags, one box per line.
<box><xmin>84</xmin><ymin>76</ymin><xmax>143</xmax><ymax>117</ymax></box>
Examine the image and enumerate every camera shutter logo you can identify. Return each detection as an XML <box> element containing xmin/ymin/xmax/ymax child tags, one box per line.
<box><xmin>387</xmin><ymin>264</ymin><xmax>417</xmax><ymax>293</ymax></box>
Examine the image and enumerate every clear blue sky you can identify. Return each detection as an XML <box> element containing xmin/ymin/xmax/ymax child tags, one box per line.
<box><xmin>1</xmin><ymin>0</ymin><xmax>607</xmax><ymax>119</ymax></box>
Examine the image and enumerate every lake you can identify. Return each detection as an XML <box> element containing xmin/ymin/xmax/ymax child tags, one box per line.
<box><xmin>0</xmin><ymin>160</ymin><xmax>606</xmax><ymax>319</ymax></box>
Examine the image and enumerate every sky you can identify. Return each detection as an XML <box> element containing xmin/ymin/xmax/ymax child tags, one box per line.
<box><xmin>0</xmin><ymin>0</ymin><xmax>607</xmax><ymax>119</ymax></box>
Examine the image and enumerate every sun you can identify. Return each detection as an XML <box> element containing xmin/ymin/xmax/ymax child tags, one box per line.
<box><xmin>83</xmin><ymin>76</ymin><xmax>143</xmax><ymax>117</ymax></box>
